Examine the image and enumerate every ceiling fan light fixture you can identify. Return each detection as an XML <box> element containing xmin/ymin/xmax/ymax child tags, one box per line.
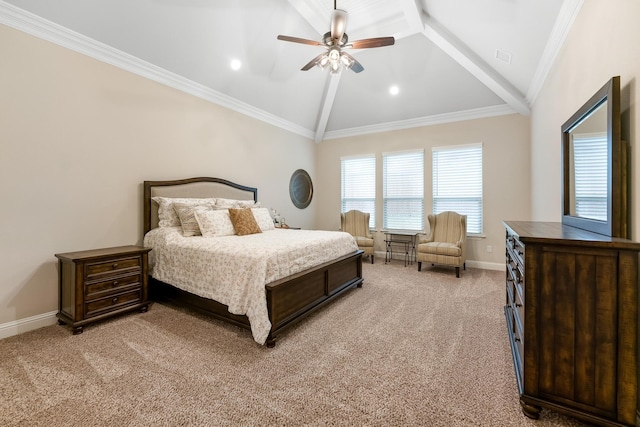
<box><xmin>340</xmin><ymin>54</ymin><xmax>352</xmax><ymax>67</ymax></box>
<box><xmin>277</xmin><ymin>1</ymin><xmax>394</xmax><ymax>74</ymax></box>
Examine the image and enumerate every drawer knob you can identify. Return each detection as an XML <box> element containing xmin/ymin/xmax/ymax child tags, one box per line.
<box><xmin>112</xmin><ymin>263</ymin><xmax>118</xmax><ymax>269</ymax></box>
<box><xmin>112</xmin><ymin>297</ymin><xmax>118</xmax><ymax>304</ymax></box>
<box><xmin>112</xmin><ymin>281</ymin><xmax>118</xmax><ymax>287</ymax></box>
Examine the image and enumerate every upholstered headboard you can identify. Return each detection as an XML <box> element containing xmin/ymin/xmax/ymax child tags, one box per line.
<box><xmin>143</xmin><ymin>177</ymin><xmax>258</xmax><ymax>236</ymax></box>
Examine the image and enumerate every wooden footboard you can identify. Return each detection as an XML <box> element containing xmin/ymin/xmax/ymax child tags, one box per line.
<box><xmin>149</xmin><ymin>249</ymin><xmax>363</xmax><ymax>347</ymax></box>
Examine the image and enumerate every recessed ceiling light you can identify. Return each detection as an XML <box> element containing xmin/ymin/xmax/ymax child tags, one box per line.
<box><xmin>389</xmin><ymin>85</ymin><xmax>399</xmax><ymax>95</ymax></box>
<box><xmin>230</xmin><ymin>59</ymin><xmax>242</xmax><ymax>71</ymax></box>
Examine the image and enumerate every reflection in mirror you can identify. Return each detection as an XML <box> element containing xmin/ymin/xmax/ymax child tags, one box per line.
<box><xmin>561</xmin><ymin>76</ymin><xmax>627</xmax><ymax>238</ymax></box>
<box><xmin>567</xmin><ymin>100</ymin><xmax>607</xmax><ymax>221</ymax></box>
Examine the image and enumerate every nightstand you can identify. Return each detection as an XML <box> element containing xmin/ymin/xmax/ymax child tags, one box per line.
<box><xmin>55</xmin><ymin>245</ymin><xmax>152</xmax><ymax>334</ymax></box>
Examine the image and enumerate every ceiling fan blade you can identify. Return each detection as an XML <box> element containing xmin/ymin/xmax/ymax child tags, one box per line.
<box><xmin>301</xmin><ymin>52</ymin><xmax>328</xmax><ymax>71</ymax></box>
<box><xmin>341</xmin><ymin>52</ymin><xmax>364</xmax><ymax>73</ymax></box>
<box><xmin>349</xmin><ymin>37</ymin><xmax>395</xmax><ymax>49</ymax></box>
<box><xmin>330</xmin><ymin>9</ymin><xmax>348</xmax><ymax>44</ymax></box>
<box><xmin>277</xmin><ymin>35</ymin><xmax>323</xmax><ymax>46</ymax></box>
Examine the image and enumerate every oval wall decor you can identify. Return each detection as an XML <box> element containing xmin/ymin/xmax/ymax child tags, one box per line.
<box><xmin>289</xmin><ymin>169</ymin><xmax>313</xmax><ymax>209</ymax></box>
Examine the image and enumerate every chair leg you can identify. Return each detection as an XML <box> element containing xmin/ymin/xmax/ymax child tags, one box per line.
<box><xmin>463</xmin><ymin>263</ymin><xmax>466</xmax><ymax>270</ymax></box>
<box><xmin>417</xmin><ymin>262</ymin><xmax>422</xmax><ymax>271</ymax></box>
<box><xmin>371</xmin><ymin>254</ymin><xmax>374</xmax><ymax>264</ymax></box>
<box><xmin>455</xmin><ymin>266</ymin><xmax>460</xmax><ymax>278</ymax></box>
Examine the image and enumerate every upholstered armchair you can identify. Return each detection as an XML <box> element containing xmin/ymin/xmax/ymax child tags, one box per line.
<box><xmin>341</xmin><ymin>210</ymin><xmax>375</xmax><ymax>264</ymax></box>
<box><xmin>416</xmin><ymin>211</ymin><xmax>467</xmax><ymax>278</ymax></box>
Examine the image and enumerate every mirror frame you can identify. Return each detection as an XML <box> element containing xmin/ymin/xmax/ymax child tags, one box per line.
<box><xmin>561</xmin><ymin>76</ymin><xmax>626</xmax><ymax>237</ymax></box>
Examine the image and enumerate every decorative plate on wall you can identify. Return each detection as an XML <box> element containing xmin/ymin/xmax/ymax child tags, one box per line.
<box><xmin>289</xmin><ymin>169</ymin><xmax>313</xmax><ymax>209</ymax></box>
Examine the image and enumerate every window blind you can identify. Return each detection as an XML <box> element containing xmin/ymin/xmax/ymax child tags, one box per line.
<box><xmin>572</xmin><ymin>134</ymin><xmax>607</xmax><ymax>221</ymax></box>
<box><xmin>382</xmin><ymin>150</ymin><xmax>424</xmax><ymax>231</ymax></box>
<box><xmin>432</xmin><ymin>144</ymin><xmax>483</xmax><ymax>234</ymax></box>
<box><xmin>341</xmin><ymin>155</ymin><xmax>376</xmax><ymax>229</ymax></box>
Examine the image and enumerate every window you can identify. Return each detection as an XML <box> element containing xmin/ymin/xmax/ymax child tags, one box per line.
<box><xmin>383</xmin><ymin>150</ymin><xmax>424</xmax><ymax>231</ymax></box>
<box><xmin>341</xmin><ymin>155</ymin><xmax>376</xmax><ymax>229</ymax></box>
<box><xmin>432</xmin><ymin>144</ymin><xmax>483</xmax><ymax>234</ymax></box>
<box><xmin>572</xmin><ymin>134</ymin><xmax>607</xmax><ymax>221</ymax></box>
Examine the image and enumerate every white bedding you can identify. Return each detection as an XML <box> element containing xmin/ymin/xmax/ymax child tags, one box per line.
<box><xmin>143</xmin><ymin>227</ymin><xmax>359</xmax><ymax>345</ymax></box>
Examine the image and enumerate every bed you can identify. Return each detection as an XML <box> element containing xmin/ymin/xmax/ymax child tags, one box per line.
<box><xmin>143</xmin><ymin>177</ymin><xmax>364</xmax><ymax>347</ymax></box>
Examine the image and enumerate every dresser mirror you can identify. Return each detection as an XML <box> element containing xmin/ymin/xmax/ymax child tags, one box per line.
<box><xmin>561</xmin><ymin>76</ymin><xmax>627</xmax><ymax>238</ymax></box>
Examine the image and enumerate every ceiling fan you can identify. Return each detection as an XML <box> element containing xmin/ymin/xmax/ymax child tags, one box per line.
<box><xmin>277</xmin><ymin>0</ymin><xmax>395</xmax><ymax>74</ymax></box>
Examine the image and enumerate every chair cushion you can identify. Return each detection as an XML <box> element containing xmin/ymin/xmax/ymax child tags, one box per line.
<box><xmin>354</xmin><ymin>236</ymin><xmax>374</xmax><ymax>247</ymax></box>
<box><xmin>418</xmin><ymin>242</ymin><xmax>461</xmax><ymax>257</ymax></box>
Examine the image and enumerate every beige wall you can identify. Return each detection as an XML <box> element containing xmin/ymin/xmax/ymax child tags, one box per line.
<box><xmin>0</xmin><ymin>24</ymin><xmax>316</xmax><ymax>327</ymax></box>
<box><xmin>314</xmin><ymin>114</ymin><xmax>531</xmax><ymax>268</ymax></box>
<box><xmin>531</xmin><ymin>0</ymin><xmax>640</xmax><ymax>241</ymax></box>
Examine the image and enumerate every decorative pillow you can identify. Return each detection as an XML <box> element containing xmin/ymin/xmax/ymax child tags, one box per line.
<box><xmin>152</xmin><ymin>197</ymin><xmax>216</xmax><ymax>228</ymax></box>
<box><xmin>215</xmin><ymin>197</ymin><xmax>261</xmax><ymax>209</ymax></box>
<box><xmin>252</xmin><ymin>207</ymin><xmax>275</xmax><ymax>231</ymax></box>
<box><xmin>195</xmin><ymin>209</ymin><xmax>236</xmax><ymax>237</ymax></box>
<box><xmin>172</xmin><ymin>202</ymin><xmax>214</xmax><ymax>237</ymax></box>
<box><xmin>228</xmin><ymin>208</ymin><xmax>262</xmax><ymax>236</ymax></box>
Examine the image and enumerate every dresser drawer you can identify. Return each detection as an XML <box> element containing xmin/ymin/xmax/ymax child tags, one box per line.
<box><xmin>85</xmin><ymin>273</ymin><xmax>142</xmax><ymax>300</ymax></box>
<box><xmin>85</xmin><ymin>255</ymin><xmax>142</xmax><ymax>279</ymax></box>
<box><xmin>85</xmin><ymin>288</ymin><xmax>142</xmax><ymax>318</ymax></box>
<box><xmin>514</xmin><ymin>322</ymin><xmax>524</xmax><ymax>373</ymax></box>
<box><xmin>506</xmin><ymin>306</ymin><xmax>524</xmax><ymax>374</ymax></box>
<box><xmin>513</xmin><ymin>287</ymin><xmax>524</xmax><ymax>336</ymax></box>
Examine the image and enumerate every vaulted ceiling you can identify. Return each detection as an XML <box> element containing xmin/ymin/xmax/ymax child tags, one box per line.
<box><xmin>0</xmin><ymin>0</ymin><xmax>583</xmax><ymax>142</ymax></box>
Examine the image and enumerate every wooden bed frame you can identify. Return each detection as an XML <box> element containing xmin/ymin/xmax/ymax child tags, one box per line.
<box><xmin>143</xmin><ymin>177</ymin><xmax>364</xmax><ymax>347</ymax></box>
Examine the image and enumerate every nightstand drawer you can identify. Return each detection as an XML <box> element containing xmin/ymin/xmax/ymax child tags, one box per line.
<box><xmin>85</xmin><ymin>288</ymin><xmax>142</xmax><ymax>318</ymax></box>
<box><xmin>85</xmin><ymin>273</ymin><xmax>142</xmax><ymax>300</ymax></box>
<box><xmin>85</xmin><ymin>255</ymin><xmax>142</xmax><ymax>279</ymax></box>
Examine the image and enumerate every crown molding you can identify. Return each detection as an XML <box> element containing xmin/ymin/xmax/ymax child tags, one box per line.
<box><xmin>323</xmin><ymin>104</ymin><xmax>516</xmax><ymax>141</ymax></box>
<box><xmin>0</xmin><ymin>1</ymin><xmax>315</xmax><ymax>140</ymax></box>
<box><xmin>526</xmin><ymin>0</ymin><xmax>584</xmax><ymax>105</ymax></box>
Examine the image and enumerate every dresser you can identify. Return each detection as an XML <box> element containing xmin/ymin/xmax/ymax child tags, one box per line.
<box><xmin>55</xmin><ymin>246</ymin><xmax>152</xmax><ymax>334</ymax></box>
<box><xmin>503</xmin><ymin>221</ymin><xmax>640</xmax><ymax>426</ymax></box>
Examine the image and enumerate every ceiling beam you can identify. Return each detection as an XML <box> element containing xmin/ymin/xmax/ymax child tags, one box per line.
<box><xmin>420</xmin><ymin>17</ymin><xmax>530</xmax><ymax>115</ymax></box>
<box><xmin>314</xmin><ymin>72</ymin><xmax>342</xmax><ymax>143</ymax></box>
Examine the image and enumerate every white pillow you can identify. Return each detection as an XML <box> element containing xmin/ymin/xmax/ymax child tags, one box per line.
<box><xmin>214</xmin><ymin>197</ymin><xmax>261</xmax><ymax>209</ymax></box>
<box><xmin>252</xmin><ymin>207</ymin><xmax>275</xmax><ymax>231</ymax></box>
<box><xmin>195</xmin><ymin>209</ymin><xmax>236</xmax><ymax>237</ymax></box>
<box><xmin>152</xmin><ymin>197</ymin><xmax>216</xmax><ymax>228</ymax></box>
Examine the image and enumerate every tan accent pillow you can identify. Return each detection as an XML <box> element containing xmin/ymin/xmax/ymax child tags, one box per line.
<box><xmin>228</xmin><ymin>208</ymin><xmax>262</xmax><ymax>236</ymax></box>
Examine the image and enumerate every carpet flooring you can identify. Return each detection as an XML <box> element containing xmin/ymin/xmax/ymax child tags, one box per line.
<box><xmin>1</xmin><ymin>262</ymin><xmax>587</xmax><ymax>426</ymax></box>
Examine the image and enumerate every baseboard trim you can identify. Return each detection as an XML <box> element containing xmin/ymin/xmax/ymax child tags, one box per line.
<box><xmin>373</xmin><ymin>251</ymin><xmax>505</xmax><ymax>271</ymax></box>
<box><xmin>0</xmin><ymin>310</ymin><xmax>58</xmax><ymax>340</ymax></box>
<box><xmin>466</xmin><ymin>260</ymin><xmax>505</xmax><ymax>271</ymax></box>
